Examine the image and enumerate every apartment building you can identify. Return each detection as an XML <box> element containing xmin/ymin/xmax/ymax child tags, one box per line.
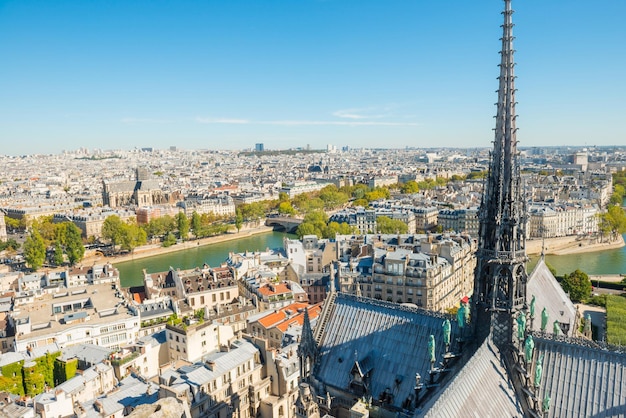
<box><xmin>337</xmin><ymin>234</ymin><xmax>476</xmax><ymax>312</ymax></box>
<box><xmin>528</xmin><ymin>203</ymin><xmax>599</xmax><ymax>238</ymax></box>
<box><xmin>159</xmin><ymin>339</ymin><xmax>270</xmax><ymax>418</ymax></box>
<box><xmin>177</xmin><ymin>194</ymin><xmax>236</xmax><ymax>218</ymax></box>
<box><xmin>143</xmin><ymin>265</ymin><xmax>239</xmax><ymax>313</ymax></box>
<box><xmin>11</xmin><ymin>282</ymin><xmax>140</xmax><ymax>352</ymax></box>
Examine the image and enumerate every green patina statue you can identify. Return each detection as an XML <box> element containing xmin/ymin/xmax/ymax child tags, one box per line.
<box><xmin>442</xmin><ymin>319</ymin><xmax>451</xmax><ymax>348</ymax></box>
<box><xmin>534</xmin><ymin>355</ymin><xmax>543</xmax><ymax>387</ymax></box>
<box><xmin>457</xmin><ymin>304</ymin><xmax>466</xmax><ymax>329</ymax></box>
<box><xmin>553</xmin><ymin>320</ymin><xmax>561</xmax><ymax>336</ymax></box>
<box><xmin>517</xmin><ymin>312</ymin><xmax>526</xmax><ymax>341</ymax></box>
<box><xmin>541</xmin><ymin>307</ymin><xmax>549</xmax><ymax>332</ymax></box>
<box><xmin>428</xmin><ymin>335</ymin><xmax>436</xmax><ymax>364</ymax></box>
<box><xmin>530</xmin><ymin>294</ymin><xmax>536</xmax><ymax>319</ymax></box>
<box><xmin>524</xmin><ymin>335</ymin><xmax>534</xmax><ymax>362</ymax></box>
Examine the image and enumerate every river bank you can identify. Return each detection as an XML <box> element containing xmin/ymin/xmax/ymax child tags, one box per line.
<box><xmin>526</xmin><ymin>234</ymin><xmax>625</xmax><ymax>256</ymax></box>
<box><xmin>83</xmin><ymin>225</ymin><xmax>275</xmax><ymax>266</ymax></box>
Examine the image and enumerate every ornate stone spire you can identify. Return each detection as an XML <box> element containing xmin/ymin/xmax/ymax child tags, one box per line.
<box><xmin>297</xmin><ymin>307</ymin><xmax>318</xmax><ymax>380</ymax></box>
<box><xmin>473</xmin><ymin>0</ymin><xmax>528</xmax><ymax>346</ymax></box>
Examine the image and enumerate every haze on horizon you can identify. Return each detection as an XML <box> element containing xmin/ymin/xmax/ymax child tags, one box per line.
<box><xmin>1</xmin><ymin>0</ymin><xmax>624</xmax><ymax>156</ymax></box>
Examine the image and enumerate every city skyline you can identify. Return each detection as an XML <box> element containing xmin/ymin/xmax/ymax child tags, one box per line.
<box><xmin>1</xmin><ymin>0</ymin><xmax>625</xmax><ymax>156</ymax></box>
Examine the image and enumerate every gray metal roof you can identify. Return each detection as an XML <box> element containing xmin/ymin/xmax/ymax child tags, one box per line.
<box><xmin>423</xmin><ymin>338</ymin><xmax>523</xmax><ymax>417</ymax></box>
<box><xmin>527</xmin><ymin>257</ymin><xmax>578</xmax><ymax>336</ymax></box>
<box><xmin>316</xmin><ymin>293</ymin><xmax>458</xmax><ymax>410</ymax></box>
<box><xmin>59</xmin><ymin>343</ymin><xmax>112</xmax><ymax>366</ymax></box>
<box><xmin>168</xmin><ymin>340</ymin><xmax>259</xmax><ymax>392</ymax></box>
<box><xmin>534</xmin><ymin>337</ymin><xmax>626</xmax><ymax>418</ymax></box>
<box><xmin>85</xmin><ymin>375</ymin><xmax>159</xmax><ymax>417</ymax></box>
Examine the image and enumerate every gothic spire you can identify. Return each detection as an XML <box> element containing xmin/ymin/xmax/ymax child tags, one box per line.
<box><xmin>298</xmin><ymin>307</ymin><xmax>318</xmax><ymax>380</ymax></box>
<box><xmin>473</xmin><ymin>0</ymin><xmax>528</xmax><ymax>346</ymax></box>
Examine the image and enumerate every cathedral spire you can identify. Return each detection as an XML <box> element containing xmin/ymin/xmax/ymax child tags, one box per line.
<box><xmin>298</xmin><ymin>307</ymin><xmax>318</xmax><ymax>380</ymax></box>
<box><xmin>473</xmin><ymin>0</ymin><xmax>528</xmax><ymax>346</ymax></box>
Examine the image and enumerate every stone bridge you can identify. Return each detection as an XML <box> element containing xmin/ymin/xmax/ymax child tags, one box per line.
<box><xmin>265</xmin><ymin>216</ymin><xmax>303</xmax><ymax>233</ymax></box>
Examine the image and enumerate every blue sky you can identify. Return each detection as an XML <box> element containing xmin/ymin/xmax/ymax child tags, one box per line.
<box><xmin>1</xmin><ymin>0</ymin><xmax>624</xmax><ymax>155</ymax></box>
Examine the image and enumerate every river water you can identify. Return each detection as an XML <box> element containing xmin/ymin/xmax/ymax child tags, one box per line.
<box><xmin>528</xmin><ymin>234</ymin><xmax>626</xmax><ymax>276</ymax></box>
<box><xmin>117</xmin><ymin>232</ymin><xmax>626</xmax><ymax>288</ymax></box>
<box><xmin>117</xmin><ymin>231</ymin><xmax>295</xmax><ymax>287</ymax></box>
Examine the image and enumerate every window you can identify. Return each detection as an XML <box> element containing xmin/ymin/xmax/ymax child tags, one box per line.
<box><xmin>201</xmin><ymin>296</ymin><xmax>205</xmax><ymax>304</ymax></box>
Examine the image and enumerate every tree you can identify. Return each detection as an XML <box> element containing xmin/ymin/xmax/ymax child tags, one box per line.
<box><xmin>64</xmin><ymin>223</ymin><xmax>85</xmax><ymax>265</ymax></box>
<box><xmin>598</xmin><ymin>205</ymin><xmax>626</xmax><ymax>241</ymax></box>
<box><xmin>296</xmin><ymin>222</ymin><xmax>317</xmax><ymax>239</ymax></box>
<box><xmin>322</xmin><ymin>221</ymin><xmax>355</xmax><ymax>239</ymax></box>
<box><xmin>365</xmin><ymin>187</ymin><xmax>390</xmax><ymax>202</ymax></box>
<box><xmin>102</xmin><ymin>215</ymin><xmax>124</xmax><ymax>246</ymax></box>
<box><xmin>176</xmin><ymin>212</ymin><xmax>190</xmax><ymax>241</ymax></box>
<box><xmin>319</xmin><ymin>185</ymin><xmax>349</xmax><ymax>209</ymax></box>
<box><xmin>142</xmin><ymin>215</ymin><xmax>176</xmax><ymax>239</ymax></box>
<box><xmin>191</xmin><ymin>211</ymin><xmax>202</xmax><ymax>238</ymax></box>
<box><xmin>31</xmin><ymin>216</ymin><xmax>56</xmax><ymax>246</ymax></box>
<box><xmin>278</xmin><ymin>201</ymin><xmax>296</xmax><ymax>215</ymax></box>
<box><xmin>53</xmin><ymin>241</ymin><xmax>64</xmax><ymax>266</ymax></box>
<box><xmin>119</xmin><ymin>222</ymin><xmax>147</xmax><ymax>252</ymax></box>
<box><xmin>466</xmin><ymin>170</ymin><xmax>488</xmax><ymax>180</ymax></box>
<box><xmin>560</xmin><ymin>269</ymin><xmax>592</xmax><ymax>303</ymax></box>
<box><xmin>162</xmin><ymin>232</ymin><xmax>177</xmax><ymax>247</ymax></box>
<box><xmin>0</xmin><ymin>239</ymin><xmax>19</xmax><ymax>252</ymax></box>
<box><xmin>376</xmin><ymin>216</ymin><xmax>408</xmax><ymax>234</ymax></box>
<box><xmin>235</xmin><ymin>210</ymin><xmax>243</xmax><ymax>233</ymax></box>
<box><xmin>23</xmin><ymin>230</ymin><xmax>46</xmax><ymax>270</ymax></box>
<box><xmin>400</xmin><ymin>180</ymin><xmax>419</xmax><ymax>194</ymax></box>
<box><xmin>4</xmin><ymin>216</ymin><xmax>21</xmax><ymax>232</ymax></box>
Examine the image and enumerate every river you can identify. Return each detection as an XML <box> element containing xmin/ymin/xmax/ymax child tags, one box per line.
<box><xmin>117</xmin><ymin>231</ymin><xmax>295</xmax><ymax>287</ymax></box>
<box><xmin>528</xmin><ymin>234</ymin><xmax>626</xmax><ymax>276</ymax></box>
<box><xmin>117</xmin><ymin>232</ymin><xmax>626</xmax><ymax>288</ymax></box>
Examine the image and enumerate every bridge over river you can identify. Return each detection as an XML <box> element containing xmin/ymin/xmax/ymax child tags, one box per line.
<box><xmin>265</xmin><ymin>216</ymin><xmax>303</xmax><ymax>233</ymax></box>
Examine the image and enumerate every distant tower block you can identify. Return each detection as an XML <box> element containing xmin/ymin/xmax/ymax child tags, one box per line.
<box><xmin>473</xmin><ymin>0</ymin><xmax>528</xmax><ymax>347</ymax></box>
<box><xmin>573</xmin><ymin>151</ymin><xmax>588</xmax><ymax>171</ymax></box>
<box><xmin>255</xmin><ymin>143</ymin><xmax>264</xmax><ymax>152</ymax></box>
<box><xmin>136</xmin><ymin>167</ymin><xmax>150</xmax><ymax>181</ymax></box>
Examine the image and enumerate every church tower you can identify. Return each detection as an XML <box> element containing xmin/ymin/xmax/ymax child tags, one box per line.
<box><xmin>473</xmin><ymin>0</ymin><xmax>528</xmax><ymax>346</ymax></box>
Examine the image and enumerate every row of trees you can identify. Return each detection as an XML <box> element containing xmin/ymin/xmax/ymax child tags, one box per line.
<box><xmin>101</xmin><ymin>210</ymin><xmax>237</xmax><ymax>253</ymax></box>
<box><xmin>295</xmin><ymin>212</ymin><xmax>409</xmax><ymax>240</ymax></box>
<box><xmin>598</xmin><ymin>172</ymin><xmax>626</xmax><ymax>240</ymax></box>
<box><xmin>22</xmin><ymin>217</ymin><xmax>85</xmax><ymax>270</ymax></box>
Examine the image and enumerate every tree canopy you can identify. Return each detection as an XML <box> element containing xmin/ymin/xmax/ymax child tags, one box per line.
<box><xmin>376</xmin><ymin>216</ymin><xmax>409</xmax><ymax>234</ymax></box>
<box><xmin>102</xmin><ymin>215</ymin><xmax>147</xmax><ymax>252</ymax></box>
<box><xmin>23</xmin><ymin>229</ymin><xmax>46</xmax><ymax>270</ymax></box>
<box><xmin>560</xmin><ymin>269</ymin><xmax>592</xmax><ymax>303</ymax></box>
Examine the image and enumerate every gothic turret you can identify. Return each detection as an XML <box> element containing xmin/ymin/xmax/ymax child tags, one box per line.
<box><xmin>297</xmin><ymin>307</ymin><xmax>318</xmax><ymax>381</ymax></box>
<box><xmin>473</xmin><ymin>0</ymin><xmax>528</xmax><ymax>346</ymax></box>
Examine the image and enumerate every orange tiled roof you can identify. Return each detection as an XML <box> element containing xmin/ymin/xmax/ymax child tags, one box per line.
<box><xmin>275</xmin><ymin>304</ymin><xmax>322</xmax><ymax>332</ymax></box>
<box><xmin>133</xmin><ymin>292</ymin><xmax>146</xmax><ymax>303</ymax></box>
<box><xmin>256</xmin><ymin>301</ymin><xmax>311</xmax><ymax>328</ymax></box>
<box><xmin>258</xmin><ymin>283</ymin><xmax>291</xmax><ymax>296</ymax></box>
<box><xmin>258</xmin><ymin>311</ymin><xmax>287</xmax><ymax>328</ymax></box>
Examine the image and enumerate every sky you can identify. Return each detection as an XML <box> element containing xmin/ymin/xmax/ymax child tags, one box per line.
<box><xmin>1</xmin><ymin>0</ymin><xmax>625</xmax><ymax>155</ymax></box>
